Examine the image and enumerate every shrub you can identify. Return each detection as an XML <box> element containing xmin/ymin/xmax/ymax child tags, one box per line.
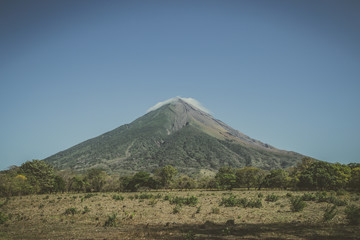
<box><xmin>64</xmin><ymin>208</ymin><xmax>78</xmax><ymax>215</ymax></box>
<box><xmin>336</xmin><ymin>189</ymin><xmax>347</xmax><ymax>196</ymax></box>
<box><xmin>247</xmin><ymin>199</ymin><xmax>263</xmax><ymax>208</ymax></box>
<box><xmin>84</xmin><ymin>193</ymin><xmax>96</xmax><ymax>199</ymax></box>
<box><xmin>104</xmin><ymin>213</ymin><xmax>117</xmax><ymax>227</ymax></box>
<box><xmin>0</xmin><ymin>212</ymin><xmax>8</xmax><ymax>224</ymax></box>
<box><xmin>257</xmin><ymin>193</ymin><xmax>264</xmax><ymax>198</ymax></box>
<box><xmin>327</xmin><ymin>196</ymin><xmax>347</xmax><ymax>206</ymax></box>
<box><xmin>290</xmin><ymin>197</ymin><xmax>306</xmax><ymax>212</ymax></box>
<box><xmin>316</xmin><ymin>192</ymin><xmax>328</xmax><ymax>203</ymax></box>
<box><xmin>286</xmin><ymin>193</ymin><xmax>293</xmax><ymax>198</ymax></box>
<box><xmin>173</xmin><ymin>206</ymin><xmax>181</xmax><ymax>214</ymax></box>
<box><xmin>169</xmin><ymin>196</ymin><xmax>198</xmax><ymax>207</ymax></box>
<box><xmin>301</xmin><ymin>193</ymin><xmax>316</xmax><ymax>201</ymax></box>
<box><xmin>220</xmin><ymin>195</ymin><xmax>239</xmax><ymax>207</ymax></box>
<box><xmin>138</xmin><ymin>193</ymin><xmax>154</xmax><ymax>199</ymax></box>
<box><xmin>265</xmin><ymin>194</ymin><xmax>280</xmax><ymax>202</ymax></box>
<box><xmin>345</xmin><ymin>205</ymin><xmax>360</xmax><ymax>225</ymax></box>
<box><xmin>323</xmin><ymin>205</ymin><xmax>337</xmax><ymax>222</ymax></box>
<box><xmin>112</xmin><ymin>195</ymin><xmax>124</xmax><ymax>201</ymax></box>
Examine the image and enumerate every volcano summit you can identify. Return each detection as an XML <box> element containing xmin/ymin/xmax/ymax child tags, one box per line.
<box><xmin>44</xmin><ymin>97</ymin><xmax>304</xmax><ymax>174</ymax></box>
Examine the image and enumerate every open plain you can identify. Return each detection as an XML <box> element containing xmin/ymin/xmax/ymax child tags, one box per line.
<box><xmin>0</xmin><ymin>190</ymin><xmax>359</xmax><ymax>240</ymax></box>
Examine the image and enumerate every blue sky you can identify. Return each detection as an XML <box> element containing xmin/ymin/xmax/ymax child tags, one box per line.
<box><xmin>1</xmin><ymin>0</ymin><xmax>359</xmax><ymax>170</ymax></box>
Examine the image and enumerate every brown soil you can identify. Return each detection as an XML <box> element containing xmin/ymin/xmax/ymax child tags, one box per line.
<box><xmin>0</xmin><ymin>190</ymin><xmax>359</xmax><ymax>239</ymax></box>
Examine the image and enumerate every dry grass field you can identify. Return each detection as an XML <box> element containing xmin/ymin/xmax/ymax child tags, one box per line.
<box><xmin>0</xmin><ymin>190</ymin><xmax>359</xmax><ymax>240</ymax></box>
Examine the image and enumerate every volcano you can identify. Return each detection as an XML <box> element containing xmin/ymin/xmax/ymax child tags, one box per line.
<box><xmin>44</xmin><ymin>97</ymin><xmax>304</xmax><ymax>175</ymax></box>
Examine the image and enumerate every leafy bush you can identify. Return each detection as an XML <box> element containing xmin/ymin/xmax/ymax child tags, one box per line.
<box><xmin>82</xmin><ymin>206</ymin><xmax>90</xmax><ymax>214</ymax></box>
<box><xmin>138</xmin><ymin>193</ymin><xmax>154</xmax><ymax>199</ymax></box>
<box><xmin>169</xmin><ymin>196</ymin><xmax>198</xmax><ymax>207</ymax></box>
<box><xmin>336</xmin><ymin>189</ymin><xmax>347</xmax><ymax>196</ymax></box>
<box><xmin>265</xmin><ymin>194</ymin><xmax>280</xmax><ymax>202</ymax></box>
<box><xmin>316</xmin><ymin>192</ymin><xmax>328</xmax><ymax>203</ymax></box>
<box><xmin>285</xmin><ymin>193</ymin><xmax>293</xmax><ymax>198</ymax></box>
<box><xmin>345</xmin><ymin>205</ymin><xmax>360</xmax><ymax>225</ymax></box>
<box><xmin>301</xmin><ymin>193</ymin><xmax>316</xmax><ymax>201</ymax></box>
<box><xmin>104</xmin><ymin>213</ymin><xmax>117</xmax><ymax>227</ymax></box>
<box><xmin>112</xmin><ymin>194</ymin><xmax>124</xmax><ymax>201</ymax></box>
<box><xmin>290</xmin><ymin>197</ymin><xmax>306</xmax><ymax>212</ymax></box>
<box><xmin>327</xmin><ymin>195</ymin><xmax>347</xmax><ymax>206</ymax></box>
<box><xmin>64</xmin><ymin>207</ymin><xmax>78</xmax><ymax>215</ymax></box>
<box><xmin>323</xmin><ymin>205</ymin><xmax>337</xmax><ymax>222</ymax></box>
<box><xmin>312</xmin><ymin>192</ymin><xmax>347</xmax><ymax>206</ymax></box>
<box><xmin>0</xmin><ymin>212</ymin><xmax>8</xmax><ymax>224</ymax></box>
<box><xmin>247</xmin><ymin>199</ymin><xmax>263</xmax><ymax>208</ymax></box>
<box><xmin>173</xmin><ymin>206</ymin><xmax>181</xmax><ymax>214</ymax></box>
<box><xmin>220</xmin><ymin>195</ymin><xmax>239</xmax><ymax>207</ymax></box>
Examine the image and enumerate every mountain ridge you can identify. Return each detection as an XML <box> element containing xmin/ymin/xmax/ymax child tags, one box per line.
<box><xmin>44</xmin><ymin>97</ymin><xmax>305</xmax><ymax>174</ymax></box>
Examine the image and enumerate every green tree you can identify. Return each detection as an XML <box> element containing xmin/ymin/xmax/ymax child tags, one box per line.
<box><xmin>0</xmin><ymin>174</ymin><xmax>11</xmax><ymax>197</ymax></box>
<box><xmin>53</xmin><ymin>175</ymin><xmax>66</xmax><ymax>193</ymax></box>
<box><xmin>174</xmin><ymin>175</ymin><xmax>196</xmax><ymax>189</ymax></box>
<box><xmin>18</xmin><ymin>160</ymin><xmax>56</xmax><ymax>193</ymax></box>
<box><xmin>85</xmin><ymin>169</ymin><xmax>106</xmax><ymax>192</ymax></box>
<box><xmin>215</xmin><ymin>166</ymin><xmax>236</xmax><ymax>190</ymax></box>
<box><xmin>265</xmin><ymin>169</ymin><xmax>290</xmax><ymax>189</ymax></box>
<box><xmin>298</xmin><ymin>161</ymin><xmax>351</xmax><ymax>190</ymax></box>
<box><xmin>119</xmin><ymin>176</ymin><xmax>132</xmax><ymax>192</ymax></box>
<box><xmin>127</xmin><ymin>171</ymin><xmax>151</xmax><ymax>191</ymax></box>
<box><xmin>155</xmin><ymin>165</ymin><xmax>178</xmax><ymax>188</ymax></box>
<box><xmin>235</xmin><ymin>167</ymin><xmax>266</xmax><ymax>190</ymax></box>
<box><xmin>350</xmin><ymin>167</ymin><xmax>360</xmax><ymax>191</ymax></box>
<box><xmin>70</xmin><ymin>176</ymin><xmax>86</xmax><ymax>193</ymax></box>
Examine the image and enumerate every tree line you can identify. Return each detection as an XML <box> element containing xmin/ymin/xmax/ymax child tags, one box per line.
<box><xmin>0</xmin><ymin>158</ymin><xmax>359</xmax><ymax>197</ymax></box>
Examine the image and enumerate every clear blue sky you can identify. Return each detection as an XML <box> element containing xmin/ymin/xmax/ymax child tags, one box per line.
<box><xmin>1</xmin><ymin>0</ymin><xmax>359</xmax><ymax>170</ymax></box>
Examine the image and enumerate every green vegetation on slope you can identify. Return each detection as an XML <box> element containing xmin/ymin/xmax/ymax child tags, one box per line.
<box><xmin>44</xmin><ymin>101</ymin><xmax>303</xmax><ymax>174</ymax></box>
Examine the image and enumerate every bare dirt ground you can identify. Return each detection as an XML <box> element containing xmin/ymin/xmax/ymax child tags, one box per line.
<box><xmin>0</xmin><ymin>190</ymin><xmax>359</xmax><ymax>239</ymax></box>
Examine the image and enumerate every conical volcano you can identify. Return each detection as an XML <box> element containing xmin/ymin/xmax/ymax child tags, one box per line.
<box><xmin>44</xmin><ymin>97</ymin><xmax>304</xmax><ymax>174</ymax></box>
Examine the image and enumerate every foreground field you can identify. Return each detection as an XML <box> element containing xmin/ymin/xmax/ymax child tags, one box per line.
<box><xmin>0</xmin><ymin>190</ymin><xmax>359</xmax><ymax>239</ymax></box>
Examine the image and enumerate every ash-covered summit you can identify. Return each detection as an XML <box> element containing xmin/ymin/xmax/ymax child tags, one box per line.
<box><xmin>44</xmin><ymin>97</ymin><xmax>304</xmax><ymax>174</ymax></box>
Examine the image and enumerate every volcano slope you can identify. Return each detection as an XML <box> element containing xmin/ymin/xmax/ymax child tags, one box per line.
<box><xmin>44</xmin><ymin>97</ymin><xmax>304</xmax><ymax>174</ymax></box>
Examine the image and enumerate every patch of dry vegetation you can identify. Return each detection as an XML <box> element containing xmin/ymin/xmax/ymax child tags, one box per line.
<box><xmin>0</xmin><ymin>190</ymin><xmax>359</xmax><ymax>239</ymax></box>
